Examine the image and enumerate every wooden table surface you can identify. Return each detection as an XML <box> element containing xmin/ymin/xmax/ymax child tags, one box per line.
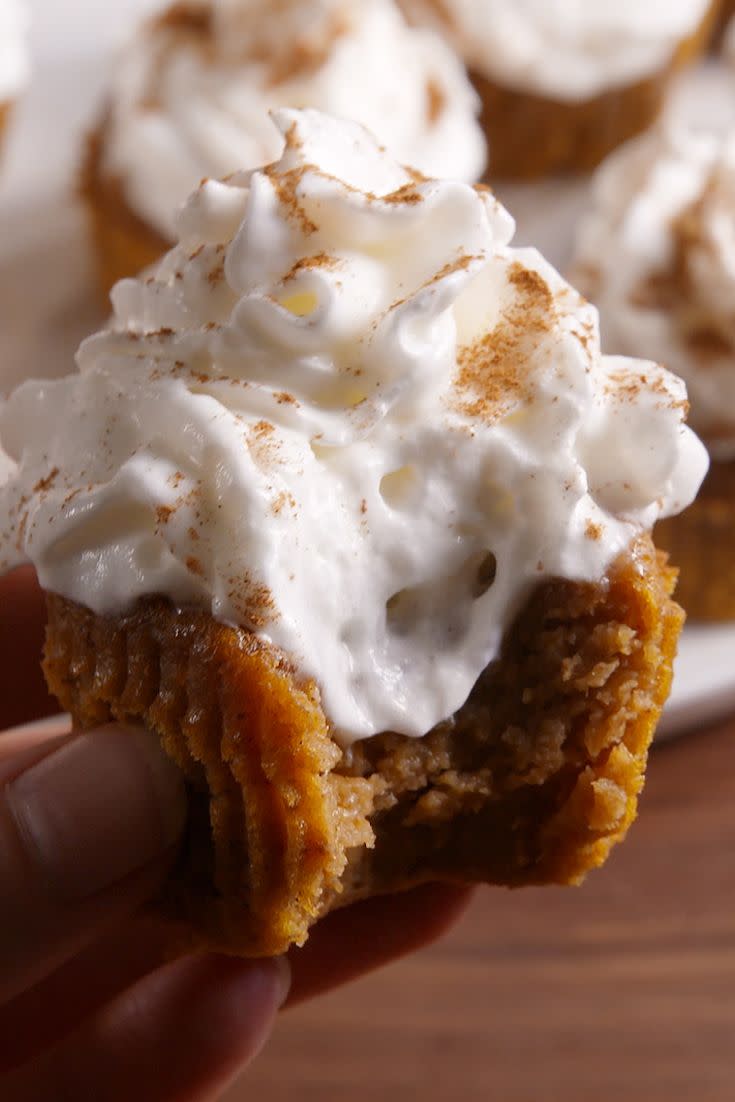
<box><xmin>224</xmin><ymin>716</ymin><xmax>735</xmax><ymax>1102</ymax></box>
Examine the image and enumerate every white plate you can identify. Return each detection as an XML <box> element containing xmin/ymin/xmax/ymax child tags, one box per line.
<box><xmin>662</xmin><ymin>625</ymin><xmax>735</xmax><ymax>738</ymax></box>
<box><xmin>0</xmin><ymin>1</ymin><xmax>733</xmax><ymax>737</ymax></box>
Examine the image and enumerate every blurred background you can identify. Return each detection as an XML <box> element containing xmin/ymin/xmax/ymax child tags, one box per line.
<box><xmin>1</xmin><ymin>3</ymin><xmax>734</xmax><ymax>1099</ymax></box>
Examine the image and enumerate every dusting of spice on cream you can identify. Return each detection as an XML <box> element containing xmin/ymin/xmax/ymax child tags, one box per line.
<box><xmin>572</xmin><ymin>124</ymin><xmax>735</xmax><ymax>459</ymax></box>
<box><xmin>0</xmin><ymin>109</ymin><xmax>707</xmax><ymax>743</ymax></box>
<box><xmin>100</xmin><ymin>0</ymin><xmax>486</xmax><ymax>240</ymax></box>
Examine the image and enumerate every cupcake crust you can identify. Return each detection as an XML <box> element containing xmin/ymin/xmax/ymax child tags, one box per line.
<box><xmin>0</xmin><ymin>101</ymin><xmax>12</xmax><ymax>155</ymax></box>
<box><xmin>476</xmin><ymin>1</ymin><xmax>719</xmax><ymax>179</ymax></box>
<box><xmin>44</xmin><ymin>536</ymin><xmax>682</xmax><ymax>957</ymax></box>
<box><xmin>82</xmin><ymin>125</ymin><xmax>170</xmax><ymax>297</ymax></box>
<box><xmin>714</xmin><ymin>0</ymin><xmax>735</xmax><ymax>42</ymax></box>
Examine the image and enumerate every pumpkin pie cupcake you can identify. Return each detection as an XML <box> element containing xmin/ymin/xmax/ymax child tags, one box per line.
<box><xmin>572</xmin><ymin>124</ymin><xmax>735</xmax><ymax>621</ymax></box>
<box><xmin>83</xmin><ymin>0</ymin><xmax>486</xmax><ymax>295</ymax></box>
<box><xmin>0</xmin><ymin>0</ymin><xmax>29</xmax><ymax>155</ymax></box>
<box><xmin>399</xmin><ymin>0</ymin><xmax>721</xmax><ymax>179</ymax></box>
<box><xmin>2</xmin><ymin>110</ymin><xmax>707</xmax><ymax>957</ymax></box>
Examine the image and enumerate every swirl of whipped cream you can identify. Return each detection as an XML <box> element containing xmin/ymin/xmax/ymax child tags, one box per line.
<box><xmin>399</xmin><ymin>0</ymin><xmax>712</xmax><ymax>101</ymax></box>
<box><xmin>102</xmin><ymin>0</ymin><xmax>486</xmax><ymax>241</ymax></box>
<box><xmin>0</xmin><ymin>110</ymin><xmax>707</xmax><ymax>743</ymax></box>
<box><xmin>572</xmin><ymin>124</ymin><xmax>735</xmax><ymax>460</ymax></box>
<box><xmin>0</xmin><ymin>0</ymin><xmax>29</xmax><ymax>102</ymax></box>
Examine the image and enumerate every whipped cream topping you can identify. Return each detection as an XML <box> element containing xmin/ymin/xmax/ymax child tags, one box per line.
<box><xmin>0</xmin><ymin>0</ymin><xmax>29</xmax><ymax>102</ymax></box>
<box><xmin>0</xmin><ymin>110</ymin><xmax>706</xmax><ymax>744</ymax></box>
<box><xmin>572</xmin><ymin>124</ymin><xmax>735</xmax><ymax>460</ymax></box>
<box><xmin>102</xmin><ymin>0</ymin><xmax>485</xmax><ymax>240</ymax></box>
<box><xmin>399</xmin><ymin>0</ymin><xmax>712</xmax><ymax>101</ymax></box>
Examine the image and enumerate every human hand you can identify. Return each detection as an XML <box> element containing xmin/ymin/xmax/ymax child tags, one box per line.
<box><xmin>0</xmin><ymin>568</ymin><xmax>473</xmax><ymax>1101</ymax></box>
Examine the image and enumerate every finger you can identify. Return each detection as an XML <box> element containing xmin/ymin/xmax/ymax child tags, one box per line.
<box><xmin>4</xmin><ymin>954</ymin><xmax>289</xmax><ymax>1102</ymax></box>
<box><xmin>287</xmin><ymin>883</ymin><xmax>475</xmax><ymax>1005</ymax></box>
<box><xmin>0</xmin><ymin>714</ymin><xmax>70</xmax><ymax>761</ymax></box>
<box><xmin>0</xmin><ymin>724</ymin><xmax>187</xmax><ymax>1003</ymax></box>
<box><xmin>0</xmin><ymin>917</ymin><xmax>176</xmax><ymax>1072</ymax></box>
<box><xmin>0</xmin><ymin>566</ymin><xmax>55</xmax><ymax>731</ymax></box>
<box><xmin>1</xmin><ymin>886</ymin><xmax>475</xmax><ymax>1067</ymax></box>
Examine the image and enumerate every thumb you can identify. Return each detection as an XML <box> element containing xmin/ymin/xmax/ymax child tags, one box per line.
<box><xmin>0</xmin><ymin>724</ymin><xmax>187</xmax><ymax>1004</ymax></box>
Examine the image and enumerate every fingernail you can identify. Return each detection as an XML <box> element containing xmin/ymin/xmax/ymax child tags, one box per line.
<box><xmin>7</xmin><ymin>726</ymin><xmax>187</xmax><ymax>901</ymax></box>
<box><xmin>273</xmin><ymin>955</ymin><xmax>292</xmax><ymax>1008</ymax></box>
<box><xmin>214</xmin><ymin>954</ymin><xmax>292</xmax><ymax>1014</ymax></box>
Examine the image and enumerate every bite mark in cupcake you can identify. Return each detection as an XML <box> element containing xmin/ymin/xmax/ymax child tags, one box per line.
<box><xmin>2</xmin><ymin>110</ymin><xmax>708</xmax><ymax>953</ymax></box>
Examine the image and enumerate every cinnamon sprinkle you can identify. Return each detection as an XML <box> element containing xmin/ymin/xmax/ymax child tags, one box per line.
<box><xmin>248</xmin><ymin>420</ymin><xmax>282</xmax><ymax>473</ymax></box>
<box><xmin>16</xmin><ymin>511</ymin><xmax>28</xmax><ymax>552</ymax></box>
<box><xmin>452</xmin><ymin>262</ymin><xmax>552</xmax><ymax>423</ymax></box>
<box><xmin>282</xmin><ymin>253</ymin><xmax>340</xmax><ymax>282</ymax></box>
<box><xmin>685</xmin><ymin>326</ymin><xmax>733</xmax><ymax>360</ymax></box>
<box><xmin>382</xmin><ymin>183</ymin><xmax>424</xmax><ymax>206</ymax></box>
<box><xmin>264</xmin><ymin>163</ymin><xmax>318</xmax><ymax>235</ymax></box>
<box><xmin>404</xmin><ymin>165</ymin><xmax>431</xmax><ymax>186</ymax></box>
<box><xmin>156</xmin><ymin>505</ymin><xmax>175</xmax><ymax>525</ymax></box>
<box><xmin>271</xmin><ymin>491</ymin><xmax>297</xmax><ymax>516</ymax></box>
<box><xmin>630</xmin><ymin>183</ymin><xmax>735</xmax><ymax>365</ymax></box>
<box><xmin>419</xmin><ymin>0</ymin><xmax>455</xmax><ymax>28</ymax></box>
<box><xmin>207</xmin><ymin>260</ymin><xmax>225</xmax><ymax>287</ymax></box>
<box><xmin>227</xmin><ymin>573</ymin><xmax>277</xmax><ymax>628</ymax></box>
<box><xmin>276</xmin><ymin>391</ymin><xmax>300</xmax><ymax>406</ymax></box>
<box><xmin>426</xmin><ymin>78</ymin><xmax>445</xmax><ymax>124</ymax></box>
<box><xmin>154</xmin><ymin>3</ymin><xmax>212</xmax><ymax>37</ymax></box>
<box><xmin>263</xmin><ymin>12</ymin><xmax>351</xmax><ymax>87</ymax></box>
<box><xmin>390</xmin><ymin>254</ymin><xmax>479</xmax><ymax>313</ymax></box>
<box><xmin>186</xmin><ymin>556</ymin><xmax>204</xmax><ymax>577</ymax></box>
<box><xmin>33</xmin><ymin>468</ymin><xmax>60</xmax><ymax>495</ymax></box>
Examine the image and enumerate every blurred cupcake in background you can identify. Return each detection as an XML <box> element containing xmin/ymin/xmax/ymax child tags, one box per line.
<box><xmin>399</xmin><ymin>0</ymin><xmax>721</xmax><ymax>179</ymax></box>
<box><xmin>0</xmin><ymin>0</ymin><xmax>29</xmax><ymax>154</ymax></box>
<box><xmin>571</xmin><ymin>124</ymin><xmax>735</xmax><ymax>620</ymax></box>
<box><xmin>83</xmin><ymin>0</ymin><xmax>486</xmax><ymax>294</ymax></box>
<box><xmin>722</xmin><ymin>9</ymin><xmax>735</xmax><ymax>54</ymax></box>
<box><xmin>715</xmin><ymin>2</ymin><xmax>735</xmax><ymax>45</ymax></box>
